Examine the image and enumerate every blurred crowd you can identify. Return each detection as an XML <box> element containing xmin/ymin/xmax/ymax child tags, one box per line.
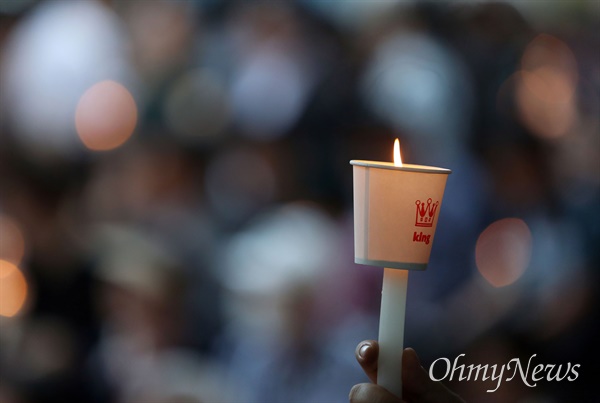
<box><xmin>0</xmin><ymin>1</ymin><xmax>598</xmax><ymax>402</ymax></box>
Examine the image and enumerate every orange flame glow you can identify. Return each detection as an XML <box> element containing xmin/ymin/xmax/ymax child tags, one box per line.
<box><xmin>0</xmin><ymin>260</ymin><xmax>28</xmax><ymax>317</ymax></box>
<box><xmin>393</xmin><ymin>138</ymin><xmax>402</xmax><ymax>167</ymax></box>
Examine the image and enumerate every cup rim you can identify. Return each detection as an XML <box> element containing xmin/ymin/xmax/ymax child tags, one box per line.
<box><xmin>350</xmin><ymin>160</ymin><xmax>451</xmax><ymax>174</ymax></box>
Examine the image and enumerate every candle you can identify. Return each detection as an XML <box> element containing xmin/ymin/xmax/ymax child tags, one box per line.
<box><xmin>350</xmin><ymin>139</ymin><xmax>450</xmax><ymax>399</ymax></box>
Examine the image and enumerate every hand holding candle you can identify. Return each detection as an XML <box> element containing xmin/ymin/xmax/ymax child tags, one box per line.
<box><xmin>350</xmin><ymin>139</ymin><xmax>450</xmax><ymax>399</ymax></box>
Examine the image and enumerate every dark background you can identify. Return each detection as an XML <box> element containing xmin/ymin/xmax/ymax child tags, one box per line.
<box><xmin>0</xmin><ymin>1</ymin><xmax>598</xmax><ymax>402</ymax></box>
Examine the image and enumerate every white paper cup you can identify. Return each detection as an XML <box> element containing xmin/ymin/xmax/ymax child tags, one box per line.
<box><xmin>351</xmin><ymin>160</ymin><xmax>451</xmax><ymax>270</ymax></box>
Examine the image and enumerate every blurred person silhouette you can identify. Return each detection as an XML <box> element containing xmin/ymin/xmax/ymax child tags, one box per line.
<box><xmin>83</xmin><ymin>140</ymin><xmax>223</xmax><ymax>354</ymax></box>
<box><xmin>85</xmin><ymin>225</ymin><xmax>235</xmax><ymax>403</ymax></box>
<box><xmin>219</xmin><ymin>204</ymin><xmax>365</xmax><ymax>402</ymax></box>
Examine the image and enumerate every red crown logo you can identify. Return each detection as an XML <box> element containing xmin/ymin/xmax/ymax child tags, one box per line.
<box><xmin>415</xmin><ymin>198</ymin><xmax>439</xmax><ymax>227</ymax></box>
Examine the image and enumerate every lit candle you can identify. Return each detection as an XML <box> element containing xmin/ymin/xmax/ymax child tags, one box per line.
<box><xmin>350</xmin><ymin>139</ymin><xmax>451</xmax><ymax>399</ymax></box>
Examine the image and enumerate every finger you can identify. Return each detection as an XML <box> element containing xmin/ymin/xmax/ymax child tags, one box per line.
<box><xmin>402</xmin><ymin>348</ymin><xmax>464</xmax><ymax>403</ymax></box>
<box><xmin>355</xmin><ymin>340</ymin><xmax>379</xmax><ymax>384</ymax></box>
<box><xmin>349</xmin><ymin>383</ymin><xmax>402</xmax><ymax>403</ymax></box>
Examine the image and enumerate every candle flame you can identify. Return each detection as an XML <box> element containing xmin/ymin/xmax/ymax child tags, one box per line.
<box><xmin>393</xmin><ymin>138</ymin><xmax>402</xmax><ymax>167</ymax></box>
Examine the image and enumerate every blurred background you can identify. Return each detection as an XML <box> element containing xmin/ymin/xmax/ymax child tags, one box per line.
<box><xmin>0</xmin><ymin>1</ymin><xmax>598</xmax><ymax>402</ymax></box>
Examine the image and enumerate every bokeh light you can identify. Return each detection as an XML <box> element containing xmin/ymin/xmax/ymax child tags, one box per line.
<box><xmin>163</xmin><ymin>69</ymin><xmax>231</xmax><ymax>144</ymax></box>
<box><xmin>521</xmin><ymin>34</ymin><xmax>577</xmax><ymax>85</ymax></box>
<box><xmin>221</xmin><ymin>203</ymin><xmax>338</xmax><ymax>337</ymax></box>
<box><xmin>75</xmin><ymin>80</ymin><xmax>138</xmax><ymax>151</ymax></box>
<box><xmin>516</xmin><ymin>34</ymin><xmax>578</xmax><ymax>139</ymax></box>
<box><xmin>125</xmin><ymin>0</ymin><xmax>195</xmax><ymax>78</ymax></box>
<box><xmin>516</xmin><ymin>70</ymin><xmax>577</xmax><ymax>139</ymax></box>
<box><xmin>0</xmin><ymin>0</ymin><xmax>131</xmax><ymax>157</ymax></box>
<box><xmin>205</xmin><ymin>148</ymin><xmax>277</xmax><ymax>223</ymax></box>
<box><xmin>230</xmin><ymin>46</ymin><xmax>313</xmax><ymax>140</ymax></box>
<box><xmin>0</xmin><ymin>260</ymin><xmax>28</xmax><ymax>317</ymax></box>
<box><xmin>475</xmin><ymin>218</ymin><xmax>532</xmax><ymax>287</ymax></box>
<box><xmin>223</xmin><ymin>203</ymin><xmax>337</xmax><ymax>296</ymax></box>
<box><xmin>0</xmin><ymin>216</ymin><xmax>25</xmax><ymax>265</ymax></box>
<box><xmin>361</xmin><ymin>32</ymin><xmax>473</xmax><ymax>153</ymax></box>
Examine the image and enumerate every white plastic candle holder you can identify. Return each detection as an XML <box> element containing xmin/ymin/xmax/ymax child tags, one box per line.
<box><xmin>351</xmin><ymin>160</ymin><xmax>450</xmax><ymax>399</ymax></box>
